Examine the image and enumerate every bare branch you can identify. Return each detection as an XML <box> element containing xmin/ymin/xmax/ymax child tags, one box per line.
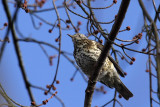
<box><xmin>2</xmin><ymin>0</ymin><xmax>35</xmax><ymax>103</ymax></box>
<box><xmin>84</xmin><ymin>0</ymin><xmax>131</xmax><ymax>106</ymax></box>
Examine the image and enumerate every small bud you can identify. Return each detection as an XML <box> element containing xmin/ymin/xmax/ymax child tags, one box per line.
<box><xmin>39</xmin><ymin>2</ymin><xmax>43</xmax><ymax>8</ymax></box>
<box><xmin>129</xmin><ymin>61</ymin><xmax>133</xmax><ymax>65</ymax></box>
<box><xmin>52</xmin><ymin>86</ymin><xmax>56</xmax><ymax>90</ymax></box>
<box><xmin>138</xmin><ymin>33</ymin><xmax>142</xmax><ymax>36</ymax></box>
<box><xmin>42</xmin><ymin>100</ymin><xmax>47</xmax><ymax>105</ymax></box>
<box><xmin>56</xmin><ymin>80</ymin><xmax>60</xmax><ymax>84</ymax></box>
<box><xmin>66</xmin><ymin>20</ymin><xmax>71</xmax><ymax>23</ymax></box>
<box><xmin>126</xmin><ymin>26</ymin><xmax>131</xmax><ymax>31</ymax></box>
<box><xmin>57</xmin><ymin>24</ymin><xmax>60</xmax><ymax>27</ymax></box>
<box><xmin>121</xmin><ymin>56</ymin><xmax>125</xmax><ymax>60</ymax></box>
<box><xmin>66</xmin><ymin>25</ymin><xmax>70</xmax><ymax>29</ymax></box>
<box><xmin>138</xmin><ymin>33</ymin><xmax>142</xmax><ymax>39</ymax></box>
<box><xmin>4</xmin><ymin>23</ymin><xmax>8</xmax><ymax>26</ymax></box>
<box><xmin>70</xmin><ymin>78</ymin><xmax>74</xmax><ymax>81</ymax></box>
<box><xmin>113</xmin><ymin>0</ymin><xmax>117</xmax><ymax>4</ymax></box>
<box><xmin>142</xmin><ymin>48</ymin><xmax>146</xmax><ymax>52</ymax></box>
<box><xmin>99</xmin><ymin>39</ymin><xmax>103</xmax><ymax>44</ymax></box>
<box><xmin>124</xmin><ymin>72</ymin><xmax>127</xmax><ymax>76</ymax></box>
<box><xmin>138</xmin><ymin>36</ymin><xmax>142</xmax><ymax>39</ymax></box>
<box><xmin>103</xmin><ymin>91</ymin><xmax>107</xmax><ymax>94</ymax></box>
<box><xmin>31</xmin><ymin>101</ymin><xmax>36</xmax><ymax>106</ymax></box>
<box><xmin>48</xmin><ymin>29</ymin><xmax>52</xmax><ymax>33</ymax></box>
<box><xmin>78</xmin><ymin>21</ymin><xmax>82</xmax><ymax>25</ymax></box>
<box><xmin>39</xmin><ymin>22</ymin><xmax>42</xmax><ymax>26</ymax></box>
<box><xmin>55</xmin><ymin>38</ymin><xmax>59</xmax><ymax>42</ymax></box>
<box><xmin>55</xmin><ymin>91</ymin><xmax>58</xmax><ymax>94</ymax></box>
<box><xmin>41</xmin><ymin>0</ymin><xmax>46</xmax><ymax>4</ymax></box>
<box><xmin>131</xmin><ymin>57</ymin><xmax>136</xmax><ymax>62</ymax></box>
<box><xmin>118</xmin><ymin>94</ymin><xmax>122</xmax><ymax>98</ymax></box>
<box><xmin>146</xmin><ymin>69</ymin><xmax>150</xmax><ymax>72</ymax></box>
<box><xmin>46</xmin><ymin>85</ymin><xmax>51</xmax><ymax>88</ymax></box>
<box><xmin>44</xmin><ymin>91</ymin><xmax>48</xmax><ymax>95</ymax></box>
<box><xmin>120</xmin><ymin>43</ymin><xmax>124</xmax><ymax>46</ymax></box>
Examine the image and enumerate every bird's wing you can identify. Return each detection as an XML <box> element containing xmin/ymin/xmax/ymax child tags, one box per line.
<box><xmin>108</xmin><ymin>55</ymin><xmax>125</xmax><ymax>77</ymax></box>
<box><xmin>96</xmin><ymin>41</ymin><xmax>125</xmax><ymax>77</ymax></box>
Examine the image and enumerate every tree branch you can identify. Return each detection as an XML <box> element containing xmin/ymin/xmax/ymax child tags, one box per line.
<box><xmin>84</xmin><ymin>0</ymin><xmax>131</xmax><ymax>107</ymax></box>
<box><xmin>138</xmin><ymin>0</ymin><xmax>160</xmax><ymax>100</ymax></box>
<box><xmin>2</xmin><ymin>0</ymin><xmax>35</xmax><ymax>102</ymax></box>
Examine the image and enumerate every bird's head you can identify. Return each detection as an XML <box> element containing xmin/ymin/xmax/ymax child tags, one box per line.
<box><xmin>67</xmin><ymin>33</ymin><xmax>87</xmax><ymax>44</ymax></box>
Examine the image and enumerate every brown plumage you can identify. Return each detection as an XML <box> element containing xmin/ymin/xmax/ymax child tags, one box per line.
<box><xmin>68</xmin><ymin>33</ymin><xmax>133</xmax><ymax>100</ymax></box>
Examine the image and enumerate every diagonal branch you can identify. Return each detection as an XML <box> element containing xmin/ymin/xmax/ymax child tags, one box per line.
<box><xmin>2</xmin><ymin>0</ymin><xmax>35</xmax><ymax>102</ymax></box>
<box><xmin>84</xmin><ymin>0</ymin><xmax>131</xmax><ymax>107</ymax></box>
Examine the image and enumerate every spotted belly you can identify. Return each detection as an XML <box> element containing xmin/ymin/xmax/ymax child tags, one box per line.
<box><xmin>74</xmin><ymin>50</ymin><xmax>97</xmax><ymax>77</ymax></box>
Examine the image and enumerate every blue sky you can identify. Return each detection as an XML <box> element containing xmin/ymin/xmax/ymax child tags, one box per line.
<box><xmin>0</xmin><ymin>0</ymin><xmax>160</xmax><ymax>107</ymax></box>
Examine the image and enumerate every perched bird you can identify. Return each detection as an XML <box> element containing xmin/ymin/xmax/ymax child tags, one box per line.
<box><xmin>67</xmin><ymin>33</ymin><xmax>133</xmax><ymax>100</ymax></box>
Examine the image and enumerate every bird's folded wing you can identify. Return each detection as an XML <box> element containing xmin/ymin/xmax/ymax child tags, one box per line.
<box><xmin>108</xmin><ymin>55</ymin><xmax>125</xmax><ymax>77</ymax></box>
<box><xmin>96</xmin><ymin>41</ymin><xmax>125</xmax><ymax>77</ymax></box>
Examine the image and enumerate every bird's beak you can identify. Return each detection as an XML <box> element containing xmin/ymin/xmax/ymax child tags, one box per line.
<box><xmin>67</xmin><ymin>34</ymin><xmax>73</xmax><ymax>38</ymax></box>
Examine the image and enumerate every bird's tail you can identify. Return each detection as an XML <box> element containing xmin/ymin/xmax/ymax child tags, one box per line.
<box><xmin>114</xmin><ymin>80</ymin><xmax>133</xmax><ymax>100</ymax></box>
